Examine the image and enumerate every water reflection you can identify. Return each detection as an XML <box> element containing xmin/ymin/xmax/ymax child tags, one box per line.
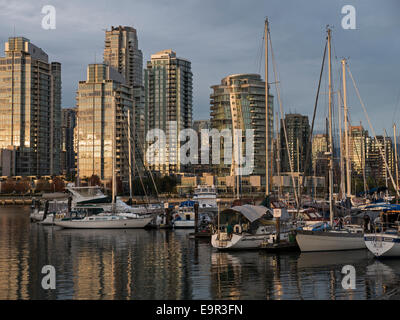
<box><xmin>1</xmin><ymin>208</ymin><xmax>400</xmax><ymax>300</ymax></box>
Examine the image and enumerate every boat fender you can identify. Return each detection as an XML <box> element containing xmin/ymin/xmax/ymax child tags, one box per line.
<box><xmin>234</xmin><ymin>224</ymin><xmax>242</xmax><ymax>234</ymax></box>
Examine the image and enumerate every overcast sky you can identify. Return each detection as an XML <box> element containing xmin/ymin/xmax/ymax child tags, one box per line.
<box><xmin>0</xmin><ymin>0</ymin><xmax>399</xmax><ymax>134</ymax></box>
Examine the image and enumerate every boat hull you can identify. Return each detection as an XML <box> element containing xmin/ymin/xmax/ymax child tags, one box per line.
<box><xmin>173</xmin><ymin>220</ymin><xmax>195</xmax><ymax>228</ymax></box>
<box><xmin>211</xmin><ymin>233</ymin><xmax>269</xmax><ymax>250</ymax></box>
<box><xmin>365</xmin><ymin>233</ymin><xmax>400</xmax><ymax>257</ymax></box>
<box><xmin>54</xmin><ymin>217</ymin><xmax>153</xmax><ymax>229</ymax></box>
<box><xmin>296</xmin><ymin>230</ymin><xmax>365</xmax><ymax>252</ymax></box>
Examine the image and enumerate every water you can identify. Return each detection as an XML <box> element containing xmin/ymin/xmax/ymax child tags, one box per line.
<box><xmin>1</xmin><ymin>206</ymin><xmax>399</xmax><ymax>300</ymax></box>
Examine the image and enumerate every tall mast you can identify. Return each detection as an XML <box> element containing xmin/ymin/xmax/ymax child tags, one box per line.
<box><xmin>341</xmin><ymin>59</ymin><xmax>351</xmax><ymax>198</ymax></box>
<box><xmin>265</xmin><ymin>17</ymin><xmax>270</xmax><ymax>196</ymax></box>
<box><xmin>276</xmin><ymin>113</ymin><xmax>281</xmax><ymax>198</ymax></box>
<box><xmin>327</xmin><ymin>28</ymin><xmax>334</xmax><ymax>225</ymax></box>
<box><xmin>127</xmin><ymin>109</ymin><xmax>133</xmax><ymax>202</ymax></box>
<box><xmin>338</xmin><ymin>90</ymin><xmax>345</xmax><ymax>200</ymax></box>
<box><xmin>112</xmin><ymin>92</ymin><xmax>116</xmax><ymax>210</ymax></box>
<box><xmin>394</xmin><ymin>124</ymin><xmax>399</xmax><ymax>203</ymax></box>
<box><xmin>76</xmin><ymin>110</ymin><xmax>80</xmax><ymax>187</ymax></box>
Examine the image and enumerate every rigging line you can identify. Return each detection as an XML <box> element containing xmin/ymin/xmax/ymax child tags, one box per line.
<box><xmin>347</xmin><ymin>64</ymin><xmax>400</xmax><ymax>197</ymax></box>
<box><xmin>256</xmin><ymin>32</ymin><xmax>265</xmax><ymax>75</ymax></box>
<box><xmin>120</xmin><ymin>110</ymin><xmax>152</xmax><ymax>202</ymax></box>
<box><xmin>268</xmin><ymin>29</ymin><xmax>299</xmax><ymax>207</ymax></box>
<box><xmin>300</xmin><ymin>39</ymin><xmax>327</xmax><ymax>197</ymax></box>
<box><xmin>392</xmin><ymin>86</ymin><xmax>400</xmax><ymax>126</ymax></box>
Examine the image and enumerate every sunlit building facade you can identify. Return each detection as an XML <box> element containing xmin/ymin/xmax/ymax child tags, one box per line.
<box><xmin>104</xmin><ymin>25</ymin><xmax>145</xmax><ymax>174</ymax></box>
<box><xmin>76</xmin><ymin>64</ymin><xmax>134</xmax><ymax>182</ymax></box>
<box><xmin>0</xmin><ymin>37</ymin><xmax>61</xmax><ymax>176</ymax></box>
<box><xmin>210</xmin><ymin>74</ymin><xmax>274</xmax><ymax>183</ymax></box>
<box><xmin>144</xmin><ymin>50</ymin><xmax>193</xmax><ymax>175</ymax></box>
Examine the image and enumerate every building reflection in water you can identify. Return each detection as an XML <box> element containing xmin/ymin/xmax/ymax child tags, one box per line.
<box><xmin>1</xmin><ymin>210</ymin><xmax>400</xmax><ymax>300</ymax></box>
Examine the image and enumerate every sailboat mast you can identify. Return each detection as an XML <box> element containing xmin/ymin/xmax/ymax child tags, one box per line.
<box><xmin>76</xmin><ymin>111</ymin><xmax>80</xmax><ymax>187</ymax></box>
<box><xmin>127</xmin><ymin>109</ymin><xmax>133</xmax><ymax>202</ymax></box>
<box><xmin>327</xmin><ymin>28</ymin><xmax>334</xmax><ymax>225</ymax></box>
<box><xmin>341</xmin><ymin>59</ymin><xmax>351</xmax><ymax>198</ymax></box>
<box><xmin>338</xmin><ymin>90</ymin><xmax>345</xmax><ymax>199</ymax></box>
<box><xmin>276</xmin><ymin>113</ymin><xmax>281</xmax><ymax>198</ymax></box>
<box><xmin>112</xmin><ymin>93</ymin><xmax>116</xmax><ymax>210</ymax></box>
<box><xmin>265</xmin><ymin>17</ymin><xmax>270</xmax><ymax>196</ymax></box>
<box><xmin>394</xmin><ymin>124</ymin><xmax>399</xmax><ymax>203</ymax></box>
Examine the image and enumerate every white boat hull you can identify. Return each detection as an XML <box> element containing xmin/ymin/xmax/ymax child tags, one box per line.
<box><xmin>173</xmin><ymin>220</ymin><xmax>195</xmax><ymax>228</ymax></box>
<box><xmin>365</xmin><ymin>233</ymin><xmax>400</xmax><ymax>257</ymax></box>
<box><xmin>211</xmin><ymin>233</ymin><xmax>270</xmax><ymax>250</ymax></box>
<box><xmin>54</xmin><ymin>217</ymin><xmax>153</xmax><ymax>229</ymax></box>
<box><xmin>296</xmin><ymin>230</ymin><xmax>365</xmax><ymax>252</ymax></box>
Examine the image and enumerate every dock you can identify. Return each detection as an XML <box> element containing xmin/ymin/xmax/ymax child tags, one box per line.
<box><xmin>260</xmin><ymin>241</ymin><xmax>299</xmax><ymax>252</ymax></box>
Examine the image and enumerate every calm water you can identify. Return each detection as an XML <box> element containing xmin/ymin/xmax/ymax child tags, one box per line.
<box><xmin>1</xmin><ymin>206</ymin><xmax>399</xmax><ymax>300</ymax></box>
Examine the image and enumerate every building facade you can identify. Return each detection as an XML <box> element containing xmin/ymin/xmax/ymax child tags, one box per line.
<box><xmin>61</xmin><ymin>108</ymin><xmax>76</xmax><ymax>177</ymax></box>
<box><xmin>210</xmin><ymin>74</ymin><xmax>273</xmax><ymax>185</ymax></box>
<box><xmin>280</xmin><ymin>113</ymin><xmax>311</xmax><ymax>174</ymax></box>
<box><xmin>312</xmin><ymin>133</ymin><xmax>329</xmax><ymax>176</ymax></box>
<box><xmin>348</xmin><ymin>125</ymin><xmax>369</xmax><ymax>177</ymax></box>
<box><xmin>103</xmin><ymin>25</ymin><xmax>147</xmax><ymax>178</ymax></box>
<box><xmin>0</xmin><ymin>37</ymin><xmax>61</xmax><ymax>177</ymax></box>
<box><xmin>103</xmin><ymin>26</ymin><xmax>143</xmax><ymax>88</ymax></box>
<box><xmin>76</xmin><ymin>64</ymin><xmax>134</xmax><ymax>182</ymax></box>
<box><xmin>144</xmin><ymin>50</ymin><xmax>193</xmax><ymax>175</ymax></box>
<box><xmin>366</xmin><ymin>135</ymin><xmax>395</xmax><ymax>183</ymax></box>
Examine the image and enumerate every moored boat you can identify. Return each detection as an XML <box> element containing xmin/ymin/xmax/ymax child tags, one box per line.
<box><xmin>54</xmin><ymin>213</ymin><xmax>153</xmax><ymax>229</ymax></box>
<box><xmin>211</xmin><ymin>205</ymin><xmax>293</xmax><ymax>250</ymax></box>
<box><xmin>364</xmin><ymin>206</ymin><xmax>400</xmax><ymax>258</ymax></box>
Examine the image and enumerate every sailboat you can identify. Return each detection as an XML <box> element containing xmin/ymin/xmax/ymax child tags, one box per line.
<box><xmin>296</xmin><ymin>28</ymin><xmax>365</xmax><ymax>252</ymax></box>
<box><xmin>55</xmin><ymin>99</ymin><xmax>155</xmax><ymax>229</ymax></box>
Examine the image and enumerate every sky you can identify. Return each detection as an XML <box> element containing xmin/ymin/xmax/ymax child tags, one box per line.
<box><xmin>0</xmin><ymin>0</ymin><xmax>399</xmax><ymax>135</ymax></box>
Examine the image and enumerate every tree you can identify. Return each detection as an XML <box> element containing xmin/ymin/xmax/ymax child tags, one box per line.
<box><xmin>89</xmin><ymin>174</ymin><xmax>101</xmax><ymax>186</ymax></box>
<box><xmin>36</xmin><ymin>178</ymin><xmax>51</xmax><ymax>193</ymax></box>
<box><xmin>1</xmin><ymin>178</ymin><xmax>15</xmax><ymax>194</ymax></box>
<box><xmin>15</xmin><ymin>179</ymin><xmax>30</xmax><ymax>194</ymax></box>
<box><xmin>51</xmin><ymin>177</ymin><xmax>65</xmax><ymax>192</ymax></box>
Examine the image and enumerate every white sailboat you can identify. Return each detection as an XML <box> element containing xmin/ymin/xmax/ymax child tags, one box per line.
<box><xmin>55</xmin><ymin>100</ymin><xmax>154</xmax><ymax>229</ymax></box>
<box><xmin>296</xmin><ymin>28</ymin><xmax>365</xmax><ymax>252</ymax></box>
<box><xmin>54</xmin><ymin>214</ymin><xmax>153</xmax><ymax>229</ymax></box>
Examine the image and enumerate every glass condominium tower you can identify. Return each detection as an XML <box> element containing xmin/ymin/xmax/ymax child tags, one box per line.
<box><xmin>210</xmin><ymin>74</ymin><xmax>273</xmax><ymax>182</ymax></box>
<box><xmin>144</xmin><ymin>50</ymin><xmax>193</xmax><ymax>175</ymax></box>
<box><xmin>76</xmin><ymin>64</ymin><xmax>134</xmax><ymax>182</ymax></box>
<box><xmin>104</xmin><ymin>26</ymin><xmax>145</xmax><ymax>173</ymax></box>
<box><xmin>0</xmin><ymin>37</ymin><xmax>61</xmax><ymax>176</ymax></box>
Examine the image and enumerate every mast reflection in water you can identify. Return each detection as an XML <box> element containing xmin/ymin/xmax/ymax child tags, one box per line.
<box><xmin>0</xmin><ymin>207</ymin><xmax>399</xmax><ymax>300</ymax></box>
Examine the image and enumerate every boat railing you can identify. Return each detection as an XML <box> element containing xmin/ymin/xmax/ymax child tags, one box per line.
<box><xmin>372</xmin><ymin>221</ymin><xmax>400</xmax><ymax>234</ymax></box>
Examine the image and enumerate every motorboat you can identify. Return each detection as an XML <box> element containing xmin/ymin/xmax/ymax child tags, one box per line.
<box><xmin>211</xmin><ymin>205</ymin><xmax>293</xmax><ymax>250</ymax></box>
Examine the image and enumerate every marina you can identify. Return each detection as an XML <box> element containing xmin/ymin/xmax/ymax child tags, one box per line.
<box><xmin>0</xmin><ymin>0</ymin><xmax>398</xmax><ymax>306</ymax></box>
<box><xmin>2</xmin><ymin>206</ymin><xmax>400</xmax><ymax>300</ymax></box>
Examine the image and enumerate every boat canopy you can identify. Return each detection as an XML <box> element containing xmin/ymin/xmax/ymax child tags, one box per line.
<box><xmin>223</xmin><ymin>205</ymin><xmax>269</xmax><ymax>223</ymax></box>
<box><xmin>356</xmin><ymin>186</ymin><xmax>387</xmax><ymax>197</ymax></box>
<box><xmin>41</xmin><ymin>193</ymin><xmax>69</xmax><ymax>200</ymax></box>
<box><xmin>179</xmin><ymin>200</ymin><xmax>196</xmax><ymax>207</ymax></box>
